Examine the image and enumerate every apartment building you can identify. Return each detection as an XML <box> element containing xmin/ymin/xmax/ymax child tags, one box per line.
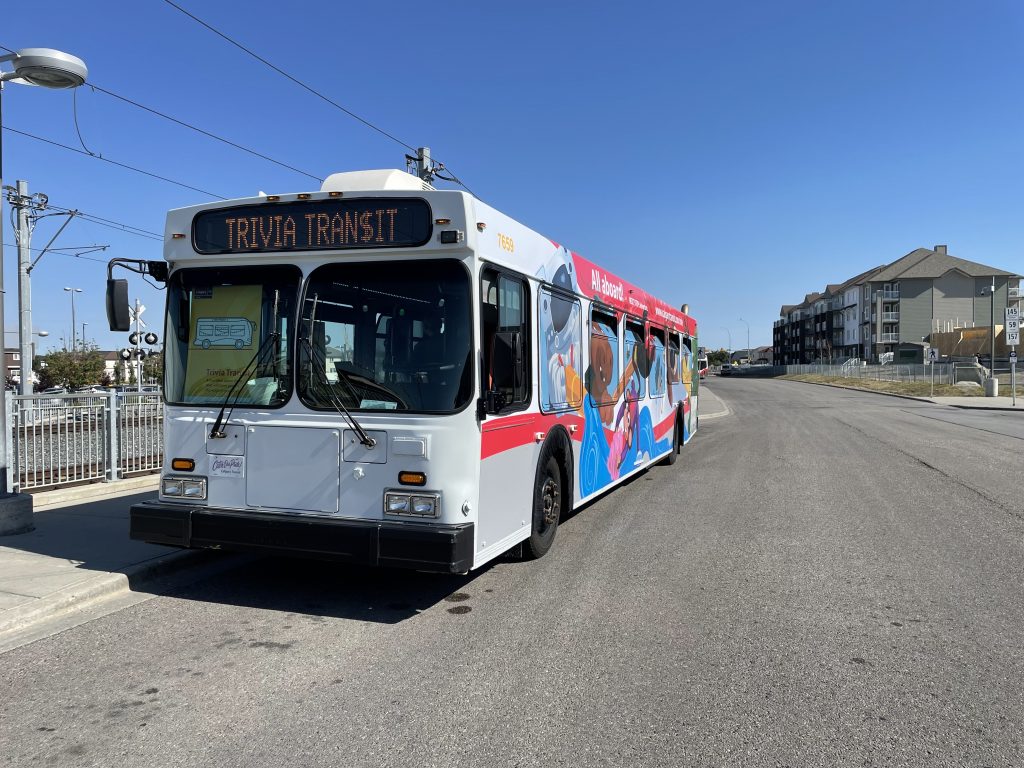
<box><xmin>773</xmin><ymin>246</ymin><xmax>1021</xmax><ymax>364</ymax></box>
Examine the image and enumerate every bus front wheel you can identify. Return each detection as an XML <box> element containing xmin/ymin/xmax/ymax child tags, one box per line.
<box><xmin>524</xmin><ymin>455</ymin><xmax>561</xmax><ymax>559</ymax></box>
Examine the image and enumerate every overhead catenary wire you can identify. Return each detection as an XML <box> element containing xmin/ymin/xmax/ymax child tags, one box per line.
<box><xmin>2</xmin><ymin>241</ymin><xmax>109</xmax><ymax>265</ymax></box>
<box><xmin>160</xmin><ymin>0</ymin><xmax>479</xmax><ymax>198</ymax></box>
<box><xmin>44</xmin><ymin>203</ymin><xmax>163</xmax><ymax>241</ymax></box>
<box><xmin>3</xmin><ymin>126</ymin><xmax>229</xmax><ymax>200</ymax></box>
<box><xmin>87</xmin><ymin>83</ymin><xmax>323</xmax><ymax>183</ymax></box>
<box><xmin>3</xmin><ymin>41</ymin><xmax>324</xmax><ymax>186</ymax></box>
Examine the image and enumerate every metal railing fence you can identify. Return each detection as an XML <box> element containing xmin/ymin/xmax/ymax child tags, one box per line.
<box><xmin>781</xmin><ymin>363</ymin><xmax>955</xmax><ymax>383</ymax></box>
<box><xmin>6</xmin><ymin>390</ymin><xmax>163</xmax><ymax>492</ymax></box>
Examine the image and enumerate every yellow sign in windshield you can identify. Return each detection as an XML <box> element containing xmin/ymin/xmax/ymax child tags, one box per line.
<box><xmin>183</xmin><ymin>285</ymin><xmax>262</xmax><ymax>402</ymax></box>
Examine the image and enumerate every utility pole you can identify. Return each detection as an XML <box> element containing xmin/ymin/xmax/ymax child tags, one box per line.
<box><xmin>9</xmin><ymin>180</ymin><xmax>49</xmax><ymax>395</ymax></box>
<box><xmin>15</xmin><ymin>180</ymin><xmax>32</xmax><ymax>394</ymax></box>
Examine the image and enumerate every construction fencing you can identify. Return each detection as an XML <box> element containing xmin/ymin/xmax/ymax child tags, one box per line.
<box><xmin>6</xmin><ymin>391</ymin><xmax>163</xmax><ymax>492</ymax></box>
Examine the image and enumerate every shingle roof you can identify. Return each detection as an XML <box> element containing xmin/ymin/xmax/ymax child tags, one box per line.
<box><xmin>870</xmin><ymin>247</ymin><xmax>1020</xmax><ymax>282</ymax></box>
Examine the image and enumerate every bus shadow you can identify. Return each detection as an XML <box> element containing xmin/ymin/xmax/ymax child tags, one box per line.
<box><xmin>130</xmin><ymin>552</ymin><xmax>500</xmax><ymax>625</ymax></box>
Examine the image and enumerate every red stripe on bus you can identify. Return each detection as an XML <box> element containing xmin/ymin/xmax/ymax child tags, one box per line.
<box><xmin>653</xmin><ymin>410</ymin><xmax>676</xmax><ymax>441</ymax></box>
<box><xmin>481</xmin><ymin>413</ymin><xmax>585</xmax><ymax>460</ymax></box>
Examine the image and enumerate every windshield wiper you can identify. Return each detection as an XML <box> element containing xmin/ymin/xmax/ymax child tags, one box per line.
<box><xmin>299</xmin><ymin>335</ymin><xmax>376</xmax><ymax>448</ymax></box>
<box><xmin>208</xmin><ymin>331</ymin><xmax>280</xmax><ymax>439</ymax></box>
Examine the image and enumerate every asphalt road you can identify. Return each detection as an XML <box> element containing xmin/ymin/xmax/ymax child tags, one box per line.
<box><xmin>3</xmin><ymin>378</ymin><xmax>1023</xmax><ymax>767</ymax></box>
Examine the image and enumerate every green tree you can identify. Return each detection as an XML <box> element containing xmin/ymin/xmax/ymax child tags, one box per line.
<box><xmin>707</xmin><ymin>348</ymin><xmax>730</xmax><ymax>366</ymax></box>
<box><xmin>32</xmin><ymin>357</ymin><xmax>56</xmax><ymax>390</ymax></box>
<box><xmin>143</xmin><ymin>351</ymin><xmax>163</xmax><ymax>384</ymax></box>
<box><xmin>39</xmin><ymin>345</ymin><xmax>106</xmax><ymax>390</ymax></box>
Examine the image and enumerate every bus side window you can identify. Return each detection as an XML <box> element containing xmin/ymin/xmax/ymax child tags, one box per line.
<box><xmin>649</xmin><ymin>326</ymin><xmax>667</xmax><ymax>398</ymax></box>
<box><xmin>667</xmin><ymin>333</ymin><xmax>681</xmax><ymax>384</ymax></box>
<box><xmin>623</xmin><ymin>319</ymin><xmax>645</xmax><ymax>401</ymax></box>
<box><xmin>681</xmin><ymin>335</ymin><xmax>693</xmax><ymax>389</ymax></box>
<box><xmin>481</xmin><ymin>268</ymin><xmax>530</xmax><ymax>413</ymax></box>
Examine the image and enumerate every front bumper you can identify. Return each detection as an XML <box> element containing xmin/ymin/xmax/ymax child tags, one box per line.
<box><xmin>130</xmin><ymin>501</ymin><xmax>474</xmax><ymax>573</ymax></box>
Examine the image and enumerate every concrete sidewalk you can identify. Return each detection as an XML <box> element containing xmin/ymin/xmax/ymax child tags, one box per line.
<box><xmin>698</xmin><ymin>385</ymin><xmax>730</xmax><ymax>420</ymax></box>
<box><xmin>0</xmin><ymin>476</ymin><xmax>199</xmax><ymax>651</ymax></box>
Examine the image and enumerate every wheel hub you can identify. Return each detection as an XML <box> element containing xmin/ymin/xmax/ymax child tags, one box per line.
<box><xmin>542</xmin><ymin>478</ymin><xmax>559</xmax><ymax>526</ymax></box>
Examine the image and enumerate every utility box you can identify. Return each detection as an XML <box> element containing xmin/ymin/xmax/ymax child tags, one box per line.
<box><xmin>985</xmin><ymin>377</ymin><xmax>999</xmax><ymax>397</ymax></box>
<box><xmin>895</xmin><ymin>343</ymin><xmax>925</xmax><ymax>364</ymax></box>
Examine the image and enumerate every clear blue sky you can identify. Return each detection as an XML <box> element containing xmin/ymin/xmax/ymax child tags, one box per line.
<box><xmin>5</xmin><ymin>0</ymin><xmax>1024</xmax><ymax>354</ymax></box>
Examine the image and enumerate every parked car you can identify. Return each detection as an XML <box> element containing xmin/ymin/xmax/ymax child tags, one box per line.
<box><xmin>719</xmin><ymin>365</ymin><xmax>732</xmax><ymax>376</ymax></box>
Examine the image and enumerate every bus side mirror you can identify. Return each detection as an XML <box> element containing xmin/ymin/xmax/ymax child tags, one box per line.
<box><xmin>106</xmin><ymin>278</ymin><xmax>131</xmax><ymax>331</ymax></box>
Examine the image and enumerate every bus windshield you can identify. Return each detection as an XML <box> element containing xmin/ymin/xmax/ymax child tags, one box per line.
<box><xmin>298</xmin><ymin>259</ymin><xmax>472</xmax><ymax>413</ymax></box>
<box><xmin>164</xmin><ymin>265</ymin><xmax>300</xmax><ymax>406</ymax></box>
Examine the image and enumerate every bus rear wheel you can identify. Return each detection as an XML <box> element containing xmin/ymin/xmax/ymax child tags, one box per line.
<box><xmin>524</xmin><ymin>455</ymin><xmax>561</xmax><ymax>559</ymax></box>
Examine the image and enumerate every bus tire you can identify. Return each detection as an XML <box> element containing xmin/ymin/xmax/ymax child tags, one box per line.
<box><xmin>661</xmin><ymin>416</ymin><xmax>680</xmax><ymax>466</ymax></box>
<box><xmin>524</xmin><ymin>454</ymin><xmax>562</xmax><ymax>560</ymax></box>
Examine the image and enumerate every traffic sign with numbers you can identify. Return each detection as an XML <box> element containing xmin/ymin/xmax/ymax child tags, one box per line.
<box><xmin>1007</xmin><ymin>329</ymin><xmax>1020</xmax><ymax>346</ymax></box>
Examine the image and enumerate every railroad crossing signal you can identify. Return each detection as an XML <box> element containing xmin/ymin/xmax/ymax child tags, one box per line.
<box><xmin>129</xmin><ymin>303</ymin><xmax>146</xmax><ymax>329</ymax></box>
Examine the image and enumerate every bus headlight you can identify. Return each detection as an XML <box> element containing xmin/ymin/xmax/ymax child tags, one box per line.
<box><xmin>162</xmin><ymin>475</ymin><xmax>207</xmax><ymax>501</ymax></box>
<box><xmin>384</xmin><ymin>490</ymin><xmax>440</xmax><ymax>518</ymax></box>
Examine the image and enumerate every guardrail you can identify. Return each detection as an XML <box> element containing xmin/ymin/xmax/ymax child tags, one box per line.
<box><xmin>6</xmin><ymin>391</ymin><xmax>163</xmax><ymax>492</ymax></box>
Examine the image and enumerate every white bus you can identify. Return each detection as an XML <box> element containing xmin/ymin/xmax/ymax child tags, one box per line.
<box><xmin>107</xmin><ymin>168</ymin><xmax>699</xmax><ymax>573</ymax></box>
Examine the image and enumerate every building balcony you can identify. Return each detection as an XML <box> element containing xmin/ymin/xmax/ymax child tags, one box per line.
<box><xmin>881</xmin><ymin>311</ymin><xmax>899</xmax><ymax>322</ymax></box>
<box><xmin>875</xmin><ymin>289</ymin><xmax>900</xmax><ymax>301</ymax></box>
<box><xmin>878</xmin><ymin>332</ymin><xmax>899</xmax><ymax>343</ymax></box>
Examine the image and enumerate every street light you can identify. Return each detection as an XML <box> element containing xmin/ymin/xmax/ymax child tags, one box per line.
<box><xmin>64</xmin><ymin>287</ymin><xmax>83</xmax><ymax>352</ymax></box>
<box><xmin>721</xmin><ymin>326</ymin><xmax>732</xmax><ymax>364</ymax></box>
<box><xmin>981</xmin><ymin>277</ymin><xmax>997</xmax><ymax>396</ymax></box>
<box><xmin>1</xmin><ymin>47</ymin><xmax>88</xmax><ymax>515</ymax></box>
<box><xmin>739</xmin><ymin>318</ymin><xmax>751</xmax><ymax>365</ymax></box>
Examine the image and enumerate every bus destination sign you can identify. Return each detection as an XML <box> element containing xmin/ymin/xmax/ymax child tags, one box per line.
<box><xmin>192</xmin><ymin>198</ymin><xmax>432</xmax><ymax>254</ymax></box>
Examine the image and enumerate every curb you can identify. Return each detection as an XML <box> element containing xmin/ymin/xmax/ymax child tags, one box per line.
<box><xmin>697</xmin><ymin>388</ymin><xmax>731</xmax><ymax>421</ymax></box>
<box><xmin>0</xmin><ymin>547</ymin><xmax>202</xmax><ymax>646</ymax></box>
<box><xmin>698</xmin><ymin>405</ymin><xmax>731</xmax><ymax>420</ymax></box>
<box><xmin>940</xmin><ymin>403</ymin><xmax>1022</xmax><ymax>412</ymax></box>
<box><xmin>31</xmin><ymin>476</ymin><xmax>159</xmax><ymax>512</ymax></box>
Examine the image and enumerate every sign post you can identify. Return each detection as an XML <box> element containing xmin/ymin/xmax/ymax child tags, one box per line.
<box><xmin>927</xmin><ymin>346</ymin><xmax>939</xmax><ymax>398</ymax></box>
<box><xmin>1010</xmin><ymin>350</ymin><xmax>1018</xmax><ymax>407</ymax></box>
<box><xmin>1007</xmin><ymin>307</ymin><xmax>1019</xmax><ymax>406</ymax></box>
